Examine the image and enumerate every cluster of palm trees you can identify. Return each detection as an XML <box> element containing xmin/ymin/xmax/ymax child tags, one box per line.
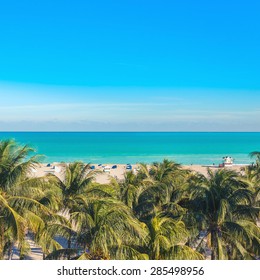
<box><xmin>0</xmin><ymin>139</ymin><xmax>259</xmax><ymax>260</ymax></box>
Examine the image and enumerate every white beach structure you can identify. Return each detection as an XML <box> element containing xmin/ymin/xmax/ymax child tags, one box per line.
<box><xmin>223</xmin><ymin>156</ymin><xmax>234</xmax><ymax>166</ymax></box>
<box><xmin>103</xmin><ymin>165</ymin><xmax>111</xmax><ymax>172</ymax></box>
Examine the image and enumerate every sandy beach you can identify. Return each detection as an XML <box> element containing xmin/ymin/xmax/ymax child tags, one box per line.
<box><xmin>30</xmin><ymin>162</ymin><xmax>248</xmax><ymax>184</ymax></box>
<box><xmin>30</xmin><ymin>163</ymin><xmax>140</xmax><ymax>184</ymax></box>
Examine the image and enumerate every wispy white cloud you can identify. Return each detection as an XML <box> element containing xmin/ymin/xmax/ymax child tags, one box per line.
<box><xmin>1</xmin><ymin>82</ymin><xmax>260</xmax><ymax>131</ymax></box>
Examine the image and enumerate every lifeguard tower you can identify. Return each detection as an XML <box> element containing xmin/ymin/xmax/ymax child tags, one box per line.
<box><xmin>222</xmin><ymin>156</ymin><xmax>234</xmax><ymax>166</ymax></box>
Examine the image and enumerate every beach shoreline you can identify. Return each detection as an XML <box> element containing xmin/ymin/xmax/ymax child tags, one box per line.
<box><xmin>31</xmin><ymin>162</ymin><xmax>249</xmax><ymax>184</ymax></box>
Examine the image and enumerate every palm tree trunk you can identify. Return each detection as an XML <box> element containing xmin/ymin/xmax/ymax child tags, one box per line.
<box><xmin>211</xmin><ymin>230</ymin><xmax>218</xmax><ymax>260</ymax></box>
<box><xmin>68</xmin><ymin>234</ymin><xmax>72</xmax><ymax>260</ymax></box>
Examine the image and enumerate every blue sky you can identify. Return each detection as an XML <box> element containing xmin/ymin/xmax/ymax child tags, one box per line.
<box><xmin>0</xmin><ymin>0</ymin><xmax>260</xmax><ymax>131</ymax></box>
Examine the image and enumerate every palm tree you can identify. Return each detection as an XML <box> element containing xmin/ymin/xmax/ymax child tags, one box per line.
<box><xmin>134</xmin><ymin>160</ymin><xmax>189</xmax><ymax>222</ymax></box>
<box><xmin>47</xmin><ymin>161</ymin><xmax>148</xmax><ymax>259</ymax></box>
<box><xmin>118</xmin><ymin>160</ymin><xmax>202</xmax><ymax>259</ymax></box>
<box><xmin>249</xmin><ymin>151</ymin><xmax>260</xmax><ymax>165</ymax></box>
<box><xmin>144</xmin><ymin>212</ymin><xmax>203</xmax><ymax>260</ymax></box>
<box><xmin>0</xmin><ymin>139</ymin><xmax>59</xmax><ymax>259</ymax></box>
<box><xmin>245</xmin><ymin>152</ymin><xmax>260</xmax><ymax>184</ymax></box>
<box><xmin>149</xmin><ymin>159</ymin><xmax>182</xmax><ymax>185</ymax></box>
<box><xmin>45</xmin><ymin>162</ymin><xmax>98</xmax><ymax>253</ymax></box>
<box><xmin>188</xmin><ymin>168</ymin><xmax>260</xmax><ymax>259</ymax></box>
<box><xmin>119</xmin><ymin>168</ymin><xmax>152</xmax><ymax>211</ymax></box>
<box><xmin>75</xmin><ymin>197</ymin><xmax>148</xmax><ymax>259</ymax></box>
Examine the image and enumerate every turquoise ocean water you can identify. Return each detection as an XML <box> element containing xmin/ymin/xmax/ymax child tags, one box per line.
<box><xmin>0</xmin><ymin>132</ymin><xmax>260</xmax><ymax>165</ymax></box>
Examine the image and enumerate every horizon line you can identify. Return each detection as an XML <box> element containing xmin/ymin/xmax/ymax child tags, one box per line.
<box><xmin>1</xmin><ymin>131</ymin><xmax>260</xmax><ymax>133</ymax></box>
